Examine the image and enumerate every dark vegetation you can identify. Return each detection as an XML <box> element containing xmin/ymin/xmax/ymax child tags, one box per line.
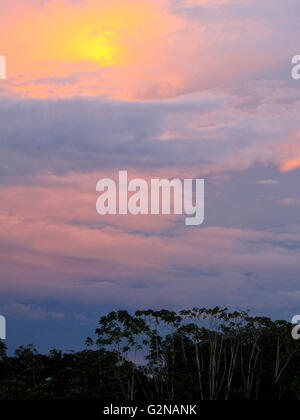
<box><xmin>0</xmin><ymin>307</ymin><xmax>300</xmax><ymax>400</ymax></box>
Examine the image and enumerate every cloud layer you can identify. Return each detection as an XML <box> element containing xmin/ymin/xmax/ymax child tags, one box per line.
<box><xmin>1</xmin><ymin>0</ymin><xmax>300</xmax><ymax>351</ymax></box>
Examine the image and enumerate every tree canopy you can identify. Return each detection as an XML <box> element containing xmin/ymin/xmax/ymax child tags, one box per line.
<box><xmin>0</xmin><ymin>307</ymin><xmax>299</xmax><ymax>400</ymax></box>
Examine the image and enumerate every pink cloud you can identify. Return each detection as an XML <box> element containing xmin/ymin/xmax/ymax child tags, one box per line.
<box><xmin>0</xmin><ymin>171</ymin><xmax>299</xmax><ymax>310</ymax></box>
<box><xmin>0</xmin><ymin>0</ymin><xmax>294</xmax><ymax>99</ymax></box>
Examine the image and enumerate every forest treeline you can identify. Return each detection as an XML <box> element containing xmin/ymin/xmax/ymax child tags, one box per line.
<box><xmin>0</xmin><ymin>307</ymin><xmax>300</xmax><ymax>400</ymax></box>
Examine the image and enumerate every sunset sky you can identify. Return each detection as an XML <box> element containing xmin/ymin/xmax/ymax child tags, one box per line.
<box><xmin>1</xmin><ymin>0</ymin><xmax>300</xmax><ymax>352</ymax></box>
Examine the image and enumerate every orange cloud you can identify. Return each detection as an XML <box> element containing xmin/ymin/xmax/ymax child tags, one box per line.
<box><xmin>1</xmin><ymin>0</ymin><xmax>182</xmax><ymax>97</ymax></box>
<box><xmin>0</xmin><ymin>0</ymin><xmax>279</xmax><ymax>99</ymax></box>
<box><xmin>182</xmin><ymin>0</ymin><xmax>246</xmax><ymax>6</ymax></box>
<box><xmin>279</xmin><ymin>132</ymin><xmax>300</xmax><ymax>172</ymax></box>
<box><xmin>280</xmin><ymin>157</ymin><xmax>300</xmax><ymax>172</ymax></box>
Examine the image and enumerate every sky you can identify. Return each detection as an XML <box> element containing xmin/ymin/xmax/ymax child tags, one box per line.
<box><xmin>1</xmin><ymin>0</ymin><xmax>300</xmax><ymax>353</ymax></box>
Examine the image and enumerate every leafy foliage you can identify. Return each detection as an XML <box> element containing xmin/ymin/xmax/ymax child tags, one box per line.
<box><xmin>1</xmin><ymin>308</ymin><xmax>300</xmax><ymax>400</ymax></box>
